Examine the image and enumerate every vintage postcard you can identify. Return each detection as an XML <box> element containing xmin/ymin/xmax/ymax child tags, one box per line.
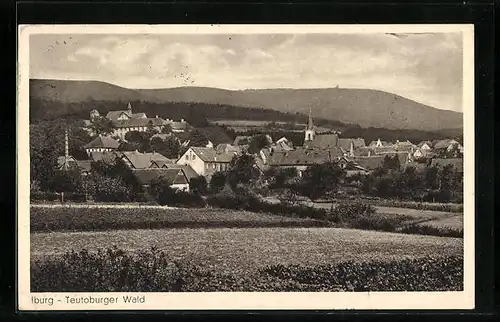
<box><xmin>18</xmin><ymin>24</ymin><xmax>475</xmax><ymax>310</ymax></box>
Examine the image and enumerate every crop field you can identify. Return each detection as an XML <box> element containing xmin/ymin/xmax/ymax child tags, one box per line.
<box><xmin>31</xmin><ymin>227</ymin><xmax>463</xmax><ymax>275</ymax></box>
<box><xmin>30</xmin><ymin>206</ymin><xmax>331</xmax><ymax>232</ymax></box>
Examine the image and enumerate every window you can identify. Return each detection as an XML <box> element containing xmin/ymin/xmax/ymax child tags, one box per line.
<box><xmin>212</xmin><ymin>164</ymin><xmax>216</xmax><ymax>169</ymax></box>
<box><xmin>186</xmin><ymin>155</ymin><xmax>189</xmax><ymax>161</ymax></box>
<box><xmin>192</xmin><ymin>154</ymin><xmax>196</xmax><ymax>160</ymax></box>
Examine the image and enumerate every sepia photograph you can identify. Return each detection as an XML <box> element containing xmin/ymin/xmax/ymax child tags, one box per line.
<box><xmin>17</xmin><ymin>24</ymin><xmax>474</xmax><ymax>310</ymax></box>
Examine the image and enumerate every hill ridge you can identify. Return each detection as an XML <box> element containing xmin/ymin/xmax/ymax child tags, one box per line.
<box><xmin>29</xmin><ymin>79</ymin><xmax>463</xmax><ymax>131</ymax></box>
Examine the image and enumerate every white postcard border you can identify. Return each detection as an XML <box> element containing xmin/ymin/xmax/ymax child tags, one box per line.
<box><xmin>17</xmin><ymin>24</ymin><xmax>475</xmax><ymax>311</ymax></box>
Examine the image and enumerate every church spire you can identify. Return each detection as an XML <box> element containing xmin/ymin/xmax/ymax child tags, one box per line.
<box><xmin>307</xmin><ymin>107</ymin><xmax>314</xmax><ymax>130</ymax></box>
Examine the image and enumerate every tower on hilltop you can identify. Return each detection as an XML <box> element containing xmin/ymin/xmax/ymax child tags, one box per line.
<box><xmin>304</xmin><ymin>107</ymin><xmax>315</xmax><ymax>142</ymax></box>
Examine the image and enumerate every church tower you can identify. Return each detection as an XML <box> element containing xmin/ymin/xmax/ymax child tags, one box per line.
<box><xmin>304</xmin><ymin>107</ymin><xmax>315</xmax><ymax>142</ymax></box>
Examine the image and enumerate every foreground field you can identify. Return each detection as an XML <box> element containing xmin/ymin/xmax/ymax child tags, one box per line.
<box><xmin>31</xmin><ymin>227</ymin><xmax>463</xmax><ymax>275</ymax></box>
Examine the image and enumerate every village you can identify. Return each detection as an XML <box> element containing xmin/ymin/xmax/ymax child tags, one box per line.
<box><xmin>51</xmin><ymin>102</ymin><xmax>464</xmax><ymax>201</ymax></box>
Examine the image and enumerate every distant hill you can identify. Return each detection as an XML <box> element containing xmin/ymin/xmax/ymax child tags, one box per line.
<box><xmin>136</xmin><ymin>87</ymin><xmax>463</xmax><ymax>132</ymax></box>
<box><xmin>30</xmin><ymin>79</ymin><xmax>462</xmax><ymax>131</ymax></box>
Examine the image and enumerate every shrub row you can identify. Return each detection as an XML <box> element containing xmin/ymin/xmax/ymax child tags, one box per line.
<box><xmin>359</xmin><ymin>199</ymin><xmax>463</xmax><ymax>213</ymax></box>
<box><xmin>30</xmin><ymin>207</ymin><xmax>331</xmax><ymax>233</ymax></box>
<box><xmin>398</xmin><ymin>224</ymin><xmax>463</xmax><ymax>238</ymax></box>
<box><xmin>31</xmin><ymin>247</ymin><xmax>463</xmax><ymax>292</ymax></box>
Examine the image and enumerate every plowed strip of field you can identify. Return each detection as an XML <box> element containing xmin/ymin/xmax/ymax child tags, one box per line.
<box><xmin>31</xmin><ymin>227</ymin><xmax>463</xmax><ymax>275</ymax></box>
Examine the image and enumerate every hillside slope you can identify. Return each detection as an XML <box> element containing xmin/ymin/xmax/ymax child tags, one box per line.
<box><xmin>138</xmin><ymin>87</ymin><xmax>463</xmax><ymax>131</ymax></box>
<box><xmin>30</xmin><ymin>79</ymin><xmax>462</xmax><ymax>131</ymax></box>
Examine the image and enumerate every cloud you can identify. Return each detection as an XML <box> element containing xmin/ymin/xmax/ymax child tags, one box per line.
<box><xmin>29</xmin><ymin>32</ymin><xmax>463</xmax><ymax>111</ymax></box>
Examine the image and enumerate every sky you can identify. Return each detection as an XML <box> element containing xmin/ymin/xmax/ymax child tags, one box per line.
<box><xmin>30</xmin><ymin>32</ymin><xmax>464</xmax><ymax>112</ymax></box>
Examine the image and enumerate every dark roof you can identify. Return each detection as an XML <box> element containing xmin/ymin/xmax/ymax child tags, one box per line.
<box><xmin>433</xmin><ymin>139</ymin><xmax>460</xmax><ymax>150</ymax></box>
<box><xmin>268</xmin><ymin>147</ymin><xmax>343</xmax><ymax>166</ymax></box>
<box><xmin>353</xmin><ymin>146</ymin><xmax>374</xmax><ymax>157</ymax></box>
<box><xmin>112</xmin><ymin>117</ymin><xmax>167</xmax><ymax>128</ymax></box>
<box><xmin>106</xmin><ymin>110</ymin><xmax>131</xmax><ymax>121</ymax></box>
<box><xmin>215</xmin><ymin>143</ymin><xmax>241</xmax><ymax>153</ymax></box>
<box><xmin>84</xmin><ymin>135</ymin><xmax>120</xmax><ymax>149</ymax></box>
<box><xmin>132</xmin><ymin>169</ymin><xmax>188</xmax><ymax>186</ymax></box>
<box><xmin>121</xmin><ymin>151</ymin><xmax>171</xmax><ymax>169</ymax></box>
<box><xmin>304</xmin><ymin>133</ymin><xmax>339</xmax><ymax>149</ymax></box>
<box><xmin>89</xmin><ymin>151</ymin><xmax>120</xmax><ymax>163</ymax></box>
<box><xmin>430</xmin><ymin>158</ymin><xmax>463</xmax><ymax>172</ymax></box>
<box><xmin>190</xmin><ymin>147</ymin><xmax>237</xmax><ymax>163</ymax></box>
<box><xmin>161</xmin><ymin>164</ymin><xmax>199</xmax><ymax>181</ymax></box>
<box><xmin>338</xmin><ymin>138</ymin><xmax>366</xmax><ymax>151</ymax></box>
<box><xmin>149</xmin><ymin>159</ymin><xmax>175</xmax><ymax>168</ymax></box>
<box><xmin>168</xmin><ymin>121</ymin><xmax>189</xmax><ymax>131</ymax></box>
<box><xmin>352</xmin><ymin>156</ymin><xmax>386</xmax><ymax>170</ymax></box>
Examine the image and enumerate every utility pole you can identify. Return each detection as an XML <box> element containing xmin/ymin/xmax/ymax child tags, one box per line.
<box><xmin>61</xmin><ymin>128</ymin><xmax>69</xmax><ymax>203</ymax></box>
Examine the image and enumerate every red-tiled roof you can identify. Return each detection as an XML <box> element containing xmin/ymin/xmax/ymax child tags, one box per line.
<box><xmin>84</xmin><ymin>135</ymin><xmax>120</xmax><ymax>149</ymax></box>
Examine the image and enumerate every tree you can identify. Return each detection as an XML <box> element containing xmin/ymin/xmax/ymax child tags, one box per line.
<box><xmin>150</xmin><ymin>136</ymin><xmax>181</xmax><ymax>159</ymax></box>
<box><xmin>161</xmin><ymin>124</ymin><xmax>173</xmax><ymax>134</ymax></box>
<box><xmin>90</xmin><ymin>157</ymin><xmax>143</xmax><ymax>198</ymax></box>
<box><xmin>209</xmin><ymin>171</ymin><xmax>226</xmax><ymax>194</ymax></box>
<box><xmin>146</xmin><ymin>120</ymin><xmax>158</xmax><ymax>135</ymax></box>
<box><xmin>89</xmin><ymin>174</ymin><xmax>132</xmax><ymax>202</ymax></box>
<box><xmin>47</xmin><ymin>166</ymin><xmax>83</xmax><ymax>194</ymax></box>
<box><xmin>189</xmin><ymin>130</ymin><xmax>209</xmax><ymax>147</ymax></box>
<box><xmin>248</xmin><ymin>134</ymin><xmax>271</xmax><ymax>154</ymax></box>
<box><xmin>227</xmin><ymin>153</ymin><xmax>260</xmax><ymax>190</ymax></box>
<box><xmin>189</xmin><ymin>176</ymin><xmax>208</xmax><ymax>195</ymax></box>
<box><xmin>299</xmin><ymin>162</ymin><xmax>345</xmax><ymax>200</ymax></box>
<box><xmin>382</xmin><ymin>155</ymin><xmax>401</xmax><ymax>170</ymax></box>
<box><xmin>90</xmin><ymin>116</ymin><xmax>115</xmax><ymax>136</ymax></box>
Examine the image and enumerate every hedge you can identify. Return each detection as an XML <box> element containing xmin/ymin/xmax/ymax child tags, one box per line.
<box><xmin>31</xmin><ymin>247</ymin><xmax>463</xmax><ymax>292</ymax></box>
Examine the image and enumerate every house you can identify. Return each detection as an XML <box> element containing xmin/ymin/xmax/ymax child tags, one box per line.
<box><xmin>417</xmin><ymin>141</ymin><xmax>433</xmax><ymax>151</ymax></box>
<box><xmin>430</xmin><ymin>158</ymin><xmax>463</xmax><ymax>173</ymax></box>
<box><xmin>164</xmin><ymin>118</ymin><xmax>189</xmax><ymax>133</ymax></box>
<box><xmin>158</xmin><ymin>164</ymin><xmax>200</xmax><ymax>182</ymax></box>
<box><xmin>432</xmin><ymin>139</ymin><xmax>461</xmax><ymax>152</ymax></box>
<box><xmin>176</xmin><ymin>147</ymin><xmax>238</xmax><ymax>178</ymax></box>
<box><xmin>215</xmin><ymin>143</ymin><xmax>241</xmax><ymax>154</ymax></box>
<box><xmin>88</xmin><ymin>151</ymin><xmax>120</xmax><ymax>164</ymax></box>
<box><xmin>132</xmin><ymin>168</ymin><xmax>190</xmax><ymax>191</ymax></box>
<box><xmin>352</xmin><ymin>156</ymin><xmax>386</xmax><ymax>172</ymax></box>
<box><xmin>84</xmin><ymin>135</ymin><xmax>120</xmax><ymax>155</ymax></box>
<box><xmin>337</xmin><ymin>156</ymin><xmax>370</xmax><ymax>176</ymax></box>
<box><xmin>120</xmin><ymin>150</ymin><xmax>173</xmax><ymax>169</ymax></box>
<box><xmin>337</xmin><ymin>138</ymin><xmax>366</xmax><ymax>157</ymax></box>
<box><xmin>86</xmin><ymin>103</ymin><xmax>174</xmax><ymax>139</ymax></box>
<box><xmin>55</xmin><ymin>156</ymin><xmax>92</xmax><ymax>175</ymax></box>
<box><xmin>368</xmin><ymin>139</ymin><xmax>393</xmax><ymax>148</ymax></box>
<box><xmin>264</xmin><ymin>147</ymin><xmax>344</xmax><ymax>177</ymax></box>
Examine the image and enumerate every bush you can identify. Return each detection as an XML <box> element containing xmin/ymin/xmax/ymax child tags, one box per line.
<box><xmin>31</xmin><ymin>247</ymin><xmax>463</xmax><ymax>292</ymax></box>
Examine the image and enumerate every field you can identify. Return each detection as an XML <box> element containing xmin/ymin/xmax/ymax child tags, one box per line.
<box><xmin>416</xmin><ymin>215</ymin><xmax>464</xmax><ymax>230</ymax></box>
<box><xmin>31</xmin><ymin>227</ymin><xmax>463</xmax><ymax>275</ymax></box>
